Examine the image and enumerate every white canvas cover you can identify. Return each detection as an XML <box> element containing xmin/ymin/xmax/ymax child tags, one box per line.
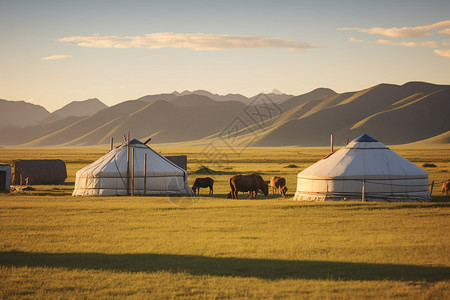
<box><xmin>293</xmin><ymin>134</ymin><xmax>430</xmax><ymax>202</ymax></box>
<box><xmin>73</xmin><ymin>139</ymin><xmax>193</xmax><ymax>196</ymax></box>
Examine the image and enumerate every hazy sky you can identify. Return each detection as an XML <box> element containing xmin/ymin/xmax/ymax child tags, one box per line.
<box><xmin>1</xmin><ymin>0</ymin><xmax>449</xmax><ymax>111</ymax></box>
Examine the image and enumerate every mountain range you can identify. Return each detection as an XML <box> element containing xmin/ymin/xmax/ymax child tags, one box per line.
<box><xmin>0</xmin><ymin>82</ymin><xmax>448</xmax><ymax>147</ymax></box>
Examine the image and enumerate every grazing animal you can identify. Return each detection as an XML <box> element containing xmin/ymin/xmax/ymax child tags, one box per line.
<box><xmin>229</xmin><ymin>174</ymin><xmax>268</xmax><ymax>199</ymax></box>
<box><xmin>192</xmin><ymin>177</ymin><xmax>214</xmax><ymax>195</ymax></box>
<box><xmin>270</xmin><ymin>176</ymin><xmax>288</xmax><ymax>197</ymax></box>
<box><xmin>442</xmin><ymin>180</ymin><xmax>450</xmax><ymax>198</ymax></box>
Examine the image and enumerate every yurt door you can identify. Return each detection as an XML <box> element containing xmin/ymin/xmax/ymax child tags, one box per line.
<box><xmin>0</xmin><ymin>171</ymin><xmax>6</xmax><ymax>192</ymax></box>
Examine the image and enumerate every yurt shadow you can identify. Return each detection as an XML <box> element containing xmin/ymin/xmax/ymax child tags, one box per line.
<box><xmin>1</xmin><ymin>251</ymin><xmax>449</xmax><ymax>282</ymax></box>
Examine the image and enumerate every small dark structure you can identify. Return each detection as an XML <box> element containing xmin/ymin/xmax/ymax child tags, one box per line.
<box><xmin>0</xmin><ymin>164</ymin><xmax>11</xmax><ymax>192</ymax></box>
<box><xmin>166</xmin><ymin>155</ymin><xmax>188</xmax><ymax>171</ymax></box>
<box><xmin>11</xmin><ymin>159</ymin><xmax>67</xmax><ymax>185</ymax></box>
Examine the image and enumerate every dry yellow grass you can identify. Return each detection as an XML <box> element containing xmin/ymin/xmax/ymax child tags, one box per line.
<box><xmin>0</xmin><ymin>145</ymin><xmax>449</xmax><ymax>298</ymax></box>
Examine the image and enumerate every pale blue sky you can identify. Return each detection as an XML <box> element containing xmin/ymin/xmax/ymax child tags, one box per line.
<box><xmin>1</xmin><ymin>0</ymin><xmax>449</xmax><ymax>111</ymax></box>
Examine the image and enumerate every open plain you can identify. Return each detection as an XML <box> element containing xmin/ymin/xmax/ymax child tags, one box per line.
<box><xmin>0</xmin><ymin>145</ymin><xmax>449</xmax><ymax>298</ymax></box>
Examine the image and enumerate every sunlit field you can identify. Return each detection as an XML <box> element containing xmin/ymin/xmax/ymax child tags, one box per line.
<box><xmin>0</xmin><ymin>145</ymin><xmax>449</xmax><ymax>298</ymax></box>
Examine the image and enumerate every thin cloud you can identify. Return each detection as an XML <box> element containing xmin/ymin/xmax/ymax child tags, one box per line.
<box><xmin>434</xmin><ymin>49</ymin><xmax>450</xmax><ymax>58</ymax></box>
<box><xmin>41</xmin><ymin>54</ymin><xmax>73</xmax><ymax>61</ymax></box>
<box><xmin>339</xmin><ymin>20</ymin><xmax>450</xmax><ymax>38</ymax></box>
<box><xmin>349</xmin><ymin>37</ymin><xmax>365</xmax><ymax>43</ymax></box>
<box><xmin>349</xmin><ymin>37</ymin><xmax>439</xmax><ymax>48</ymax></box>
<box><xmin>375</xmin><ymin>39</ymin><xmax>439</xmax><ymax>48</ymax></box>
<box><xmin>58</xmin><ymin>32</ymin><xmax>320</xmax><ymax>51</ymax></box>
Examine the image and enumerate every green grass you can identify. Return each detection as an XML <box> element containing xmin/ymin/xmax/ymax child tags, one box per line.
<box><xmin>0</xmin><ymin>146</ymin><xmax>449</xmax><ymax>298</ymax></box>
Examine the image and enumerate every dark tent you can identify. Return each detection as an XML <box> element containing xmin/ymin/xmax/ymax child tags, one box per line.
<box><xmin>166</xmin><ymin>155</ymin><xmax>187</xmax><ymax>171</ymax></box>
<box><xmin>0</xmin><ymin>164</ymin><xmax>11</xmax><ymax>192</ymax></box>
<box><xmin>11</xmin><ymin>159</ymin><xmax>67</xmax><ymax>185</ymax></box>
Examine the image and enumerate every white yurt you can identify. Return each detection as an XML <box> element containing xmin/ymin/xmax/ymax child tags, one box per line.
<box><xmin>73</xmin><ymin>139</ymin><xmax>193</xmax><ymax>196</ymax></box>
<box><xmin>293</xmin><ymin>134</ymin><xmax>431</xmax><ymax>202</ymax></box>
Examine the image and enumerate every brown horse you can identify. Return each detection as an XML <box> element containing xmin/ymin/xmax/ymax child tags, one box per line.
<box><xmin>192</xmin><ymin>177</ymin><xmax>214</xmax><ymax>195</ymax></box>
<box><xmin>229</xmin><ymin>174</ymin><xmax>268</xmax><ymax>199</ymax></box>
<box><xmin>269</xmin><ymin>176</ymin><xmax>288</xmax><ymax>197</ymax></box>
<box><xmin>442</xmin><ymin>180</ymin><xmax>450</xmax><ymax>198</ymax></box>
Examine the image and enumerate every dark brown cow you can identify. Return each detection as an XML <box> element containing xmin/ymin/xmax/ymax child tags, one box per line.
<box><xmin>229</xmin><ymin>174</ymin><xmax>268</xmax><ymax>199</ymax></box>
<box><xmin>442</xmin><ymin>180</ymin><xmax>450</xmax><ymax>198</ymax></box>
<box><xmin>192</xmin><ymin>177</ymin><xmax>214</xmax><ymax>195</ymax></box>
<box><xmin>270</xmin><ymin>176</ymin><xmax>287</xmax><ymax>197</ymax></box>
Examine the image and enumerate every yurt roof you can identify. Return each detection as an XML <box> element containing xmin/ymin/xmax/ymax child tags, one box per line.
<box><xmin>76</xmin><ymin>138</ymin><xmax>185</xmax><ymax>178</ymax></box>
<box><xmin>298</xmin><ymin>134</ymin><xmax>428</xmax><ymax>180</ymax></box>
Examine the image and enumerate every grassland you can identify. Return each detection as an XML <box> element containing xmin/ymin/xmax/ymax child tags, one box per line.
<box><xmin>0</xmin><ymin>145</ymin><xmax>449</xmax><ymax>299</ymax></box>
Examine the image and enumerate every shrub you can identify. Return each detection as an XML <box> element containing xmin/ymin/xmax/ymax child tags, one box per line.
<box><xmin>284</xmin><ymin>164</ymin><xmax>298</xmax><ymax>168</ymax></box>
<box><xmin>422</xmin><ymin>163</ymin><xmax>437</xmax><ymax>168</ymax></box>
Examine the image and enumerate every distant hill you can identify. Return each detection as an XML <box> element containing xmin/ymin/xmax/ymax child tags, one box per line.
<box><xmin>173</xmin><ymin>90</ymin><xmax>294</xmax><ymax>103</ymax></box>
<box><xmin>278</xmin><ymin>88</ymin><xmax>336</xmax><ymax>111</ymax></box>
<box><xmin>138</xmin><ymin>91</ymin><xmax>251</xmax><ymax>104</ymax></box>
<box><xmin>138</xmin><ymin>93</ymin><xmax>179</xmax><ymax>104</ymax></box>
<box><xmin>0</xmin><ymin>115</ymin><xmax>83</xmax><ymax>145</ymax></box>
<box><xmin>186</xmin><ymin>90</ymin><xmax>250</xmax><ymax>102</ymax></box>
<box><xmin>0</xmin><ymin>99</ymin><xmax>50</xmax><ymax>129</ymax></box>
<box><xmin>405</xmin><ymin>131</ymin><xmax>450</xmax><ymax>145</ymax></box>
<box><xmin>20</xmin><ymin>100</ymin><xmax>151</xmax><ymax>146</ymax></box>
<box><xmin>250</xmin><ymin>92</ymin><xmax>296</xmax><ymax>104</ymax></box>
<box><xmin>250</xmin><ymin>82</ymin><xmax>450</xmax><ymax>146</ymax></box>
<box><xmin>169</xmin><ymin>94</ymin><xmax>218</xmax><ymax>106</ymax></box>
<box><xmin>52</xmin><ymin>98</ymin><xmax>108</xmax><ymax>118</ymax></box>
<box><xmin>0</xmin><ymin>82</ymin><xmax>448</xmax><ymax>147</ymax></box>
<box><xmin>18</xmin><ymin>98</ymin><xmax>246</xmax><ymax>147</ymax></box>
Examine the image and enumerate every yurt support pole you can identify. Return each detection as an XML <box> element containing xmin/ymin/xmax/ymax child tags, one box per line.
<box><xmin>131</xmin><ymin>147</ymin><xmax>135</xmax><ymax>196</ymax></box>
<box><xmin>126</xmin><ymin>133</ymin><xmax>130</xmax><ymax>196</ymax></box>
<box><xmin>430</xmin><ymin>181</ymin><xmax>434</xmax><ymax>197</ymax></box>
<box><xmin>330</xmin><ymin>134</ymin><xmax>334</xmax><ymax>153</ymax></box>
<box><xmin>362</xmin><ymin>178</ymin><xmax>365</xmax><ymax>202</ymax></box>
<box><xmin>110</xmin><ymin>137</ymin><xmax>113</xmax><ymax>151</ymax></box>
<box><xmin>144</xmin><ymin>153</ymin><xmax>147</xmax><ymax>196</ymax></box>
